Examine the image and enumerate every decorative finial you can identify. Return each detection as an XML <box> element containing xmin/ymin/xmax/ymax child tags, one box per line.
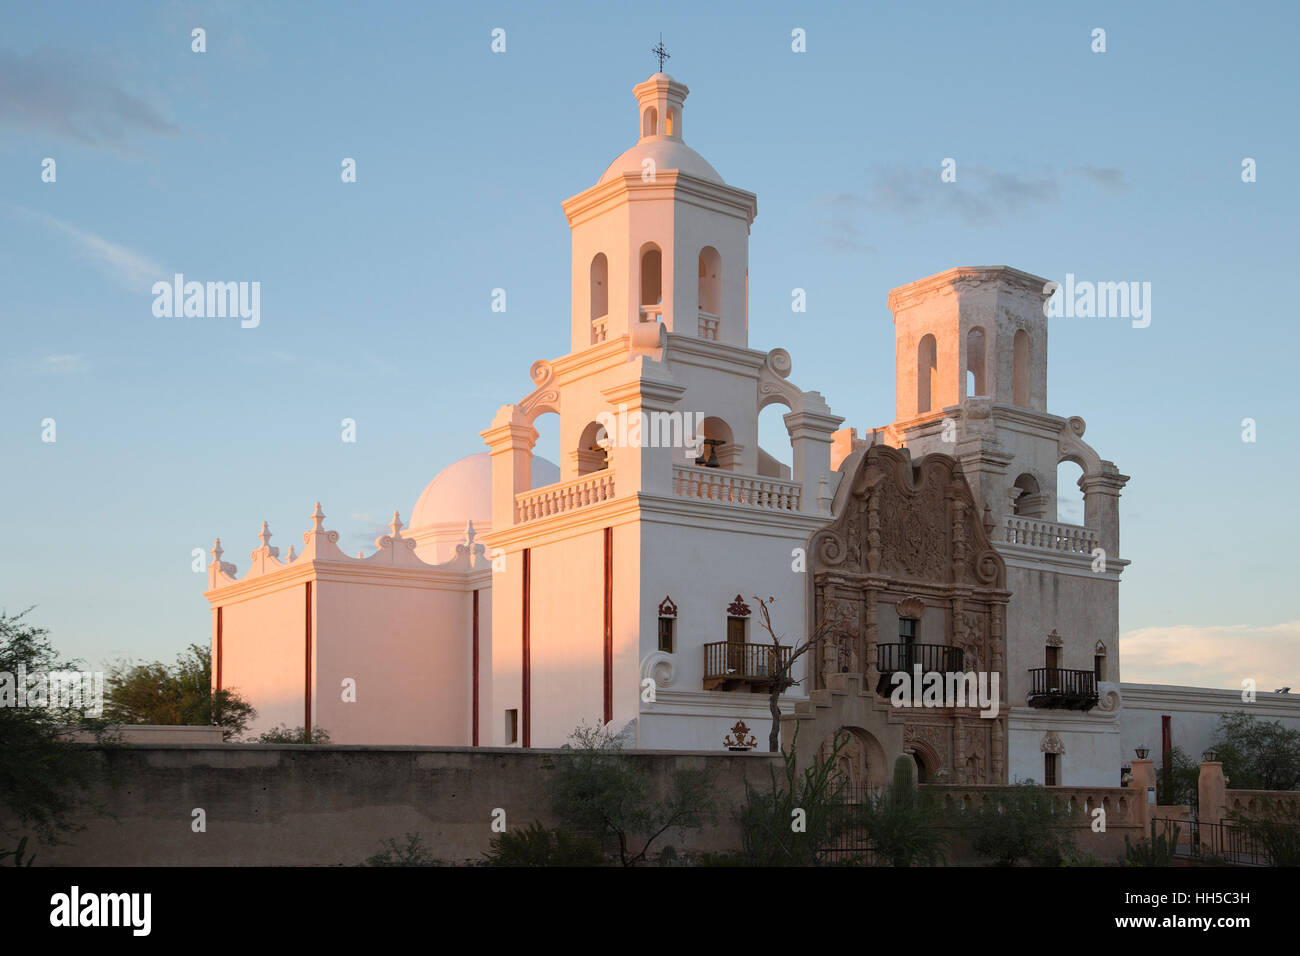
<box><xmin>211</xmin><ymin>538</ymin><xmax>223</xmax><ymax>563</ymax></box>
<box><xmin>310</xmin><ymin>501</ymin><xmax>325</xmax><ymax>532</ymax></box>
<box><xmin>389</xmin><ymin>510</ymin><xmax>403</xmax><ymax>539</ymax></box>
<box><xmin>286</xmin><ymin>544</ymin><xmax>296</xmax><ymax>562</ymax></box>
<box><xmin>464</xmin><ymin>520</ymin><xmax>477</xmax><ymax>548</ymax></box>
<box><xmin>652</xmin><ymin>34</ymin><xmax>670</xmax><ymax>73</ymax></box>
<box><xmin>258</xmin><ymin>520</ymin><xmax>272</xmax><ymax>549</ymax></box>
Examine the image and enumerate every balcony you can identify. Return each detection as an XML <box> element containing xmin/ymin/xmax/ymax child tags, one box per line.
<box><xmin>874</xmin><ymin>643</ymin><xmax>964</xmax><ymax>696</ymax></box>
<box><xmin>672</xmin><ymin>464</ymin><xmax>802</xmax><ymax>512</ymax></box>
<box><xmin>1001</xmin><ymin>515</ymin><xmax>1098</xmax><ymax>555</ymax></box>
<box><xmin>1027</xmin><ymin>667</ymin><xmax>1099</xmax><ymax>711</ymax></box>
<box><xmin>514</xmin><ymin>470</ymin><xmax>615</xmax><ymax>524</ymax></box>
<box><xmin>698</xmin><ymin>310</ymin><xmax>720</xmax><ymax>340</ymax></box>
<box><xmin>703</xmin><ymin>641</ymin><xmax>791</xmax><ymax>691</ymax></box>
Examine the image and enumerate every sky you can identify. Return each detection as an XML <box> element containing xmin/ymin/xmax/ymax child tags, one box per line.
<box><xmin>0</xmin><ymin>1</ymin><xmax>1296</xmax><ymax>690</ymax></box>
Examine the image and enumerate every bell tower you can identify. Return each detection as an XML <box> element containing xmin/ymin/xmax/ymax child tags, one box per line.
<box><xmin>888</xmin><ymin>265</ymin><xmax>1051</xmax><ymax>424</ymax></box>
<box><xmin>562</xmin><ymin>71</ymin><xmax>758</xmax><ymax>353</ymax></box>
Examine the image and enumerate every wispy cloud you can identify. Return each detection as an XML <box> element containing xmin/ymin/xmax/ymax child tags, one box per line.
<box><xmin>0</xmin><ymin>47</ymin><xmax>179</xmax><ymax>148</ymax></box>
<box><xmin>819</xmin><ymin>162</ymin><xmax>1130</xmax><ymax>245</ymax></box>
<box><xmin>1121</xmin><ymin>620</ymin><xmax>1300</xmax><ymax>690</ymax></box>
<box><xmin>40</xmin><ymin>353</ymin><xmax>88</xmax><ymax>373</ymax></box>
<box><xmin>28</xmin><ymin>211</ymin><xmax>164</xmax><ymax>291</ymax></box>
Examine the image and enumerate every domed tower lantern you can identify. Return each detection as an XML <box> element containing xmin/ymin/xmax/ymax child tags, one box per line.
<box><xmin>562</xmin><ymin>63</ymin><xmax>758</xmax><ymax>353</ymax></box>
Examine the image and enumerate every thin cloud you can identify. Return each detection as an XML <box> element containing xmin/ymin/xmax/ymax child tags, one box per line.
<box><xmin>0</xmin><ymin>47</ymin><xmax>179</xmax><ymax>148</ymax></box>
<box><xmin>31</xmin><ymin>212</ymin><xmax>164</xmax><ymax>291</ymax></box>
<box><xmin>41</xmin><ymin>354</ymin><xmax>88</xmax><ymax>373</ymax></box>
<box><xmin>823</xmin><ymin>161</ymin><xmax>1129</xmax><ymax>237</ymax></box>
<box><xmin>1121</xmin><ymin>620</ymin><xmax>1300</xmax><ymax>690</ymax></box>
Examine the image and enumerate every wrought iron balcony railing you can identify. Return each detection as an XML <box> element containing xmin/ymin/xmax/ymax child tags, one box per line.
<box><xmin>1027</xmin><ymin>667</ymin><xmax>1099</xmax><ymax>711</ymax></box>
<box><xmin>703</xmin><ymin>641</ymin><xmax>791</xmax><ymax>691</ymax></box>
<box><xmin>874</xmin><ymin>643</ymin><xmax>964</xmax><ymax>696</ymax></box>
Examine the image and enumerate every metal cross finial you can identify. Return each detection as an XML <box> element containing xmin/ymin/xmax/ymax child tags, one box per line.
<box><xmin>652</xmin><ymin>35</ymin><xmax>670</xmax><ymax>72</ymax></box>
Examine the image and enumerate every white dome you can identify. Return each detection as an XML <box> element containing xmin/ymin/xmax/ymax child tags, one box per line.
<box><xmin>599</xmin><ymin>137</ymin><xmax>723</xmax><ymax>185</ymax></box>
<box><xmin>409</xmin><ymin>452</ymin><xmax>559</xmax><ymax>530</ymax></box>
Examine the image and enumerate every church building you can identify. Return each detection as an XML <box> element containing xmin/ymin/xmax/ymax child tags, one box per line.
<box><xmin>204</xmin><ymin>68</ymin><xmax>1134</xmax><ymax>788</ymax></box>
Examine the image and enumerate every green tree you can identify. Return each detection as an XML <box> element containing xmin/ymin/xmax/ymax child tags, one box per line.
<box><xmin>858</xmin><ymin>755</ymin><xmax>949</xmax><ymax>866</ymax></box>
<box><xmin>963</xmin><ymin>782</ymin><xmax>1072</xmax><ymax>866</ymax></box>
<box><xmin>365</xmin><ymin>833</ymin><xmax>443</xmax><ymax>866</ymax></box>
<box><xmin>0</xmin><ymin>608</ymin><xmax>112</xmax><ymax>859</ymax></box>
<box><xmin>104</xmin><ymin>643</ymin><xmax>255</xmax><ymax>741</ymax></box>
<box><xmin>1229</xmin><ymin>802</ymin><xmax>1300</xmax><ymax>866</ymax></box>
<box><xmin>255</xmin><ymin>724</ymin><xmax>330</xmax><ymax>743</ymax></box>
<box><xmin>1213</xmin><ymin>712</ymin><xmax>1300</xmax><ymax>791</ymax></box>
<box><xmin>1155</xmin><ymin>746</ymin><xmax>1200</xmax><ymax>805</ymax></box>
<box><xmin>739</xmin><ymin>725</ymin><xmax>851</xmax><ymax>866</ymax></box>
<box><xmin>548</xmin><ymin>721</ymin><xmax>716</xmax><ymax>867</ymax></box>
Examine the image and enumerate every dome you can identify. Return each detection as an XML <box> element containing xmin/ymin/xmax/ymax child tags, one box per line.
<box><xmin>409</xmin><ymin>451</ymin><xmax>559</xmax><ymax>531</ymax></box>
<box><xmin>599</xmin><ymin>137</ymin><xmax>723</xmax><ymax>185</ymax></box>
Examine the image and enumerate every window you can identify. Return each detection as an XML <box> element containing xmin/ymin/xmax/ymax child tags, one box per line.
<box><xmin>658</xmin><ymin>617</ymin><xmax>675</xmax><ymax>653</ymax></box>
<box><xmin>1013</xmin><ymin>329</ymin><xmax>1030</xmax><ymax>406</ymax></box>
<box><xmin>1044</xmin><ymin>752</ymin><xmax>1059</xmax><ymax>786</ymax></box>
<box><xmin>642</xmin><ymin>107</ymin><xmax>657</xmax><ymax>138</ymax></box>
<box><xmin>899</xmin><ymin>618</ymin><xmax>917</xmax><ymax>671</ymax></box>
<box><xmin>505</xmin><ymin>709</ymin><xmax>518</xmax><ymax>745</ymax></box>
<box><xmin>726</xmin><ymin>616</ymin><xmax>746</xmax><ymax>672</ymax></box>
<box><xmin>966</xmin><ymin>327</ymin><xmax>987</xmax><ymax>396</ymax></box>
<box><xmin>917</xmin><ymin>334</ymin><xmax>937</xmax><ymax>413</ymax></box>
<box><xmin>640</xmin><ymin>244</ymin><xmax>662</xmax><ymax>318</ymax></box>
<box><xmin>1094</xmin><ymin>653</ymin><xmax>1105</xmax><ymax>683</ymax></box>
<box><xmin>589</xmin><ymin>253</ymin><xmax>608</xmax><ymax>322</ymax></box>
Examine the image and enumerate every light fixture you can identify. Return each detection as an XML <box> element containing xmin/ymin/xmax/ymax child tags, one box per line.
<box><xmin>1135</xmin><ymin>746</ymin><xmax>1149</xmax><ymax>759</ymax></box>
<box><xmin>1202</xmin><ymin>748</ymin><xmax>1218</xmax><ymax>763</ymax></box>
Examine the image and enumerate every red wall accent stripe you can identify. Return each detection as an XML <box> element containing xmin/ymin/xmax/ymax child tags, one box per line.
<box><xmin>215</xmin><ymin>606</ymin><xmax>223</xmax><ymax>692</ymax></box>
<box><xmin>472</xmin><ymin>589</ymin><xmax>480</xmax><ymax>747</ymax></box>
<box><xmin>305</xmin><ymin>581</ymin><xmax>313</xmax><ymax>738</ymax></box>
<box><xmin>522</xmin><ymin>549</ymin><xmax>531</xmax><ymax>749</ymax></box>
<box><xmin>603</xmin><ymin>527</ymin><xmax>613</xmax><ymax>725</ymax></box>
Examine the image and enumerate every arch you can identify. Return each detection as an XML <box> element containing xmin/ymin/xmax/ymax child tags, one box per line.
<box><xmin>1057</xmin><ymin>459</ymin><xmax>1085</xmax><ymax>524</ymax></box>
<box><xmin>696</xmin><ymin>415</ymin><xmax>735</xmax><ymax>469</ymax></box>
<box><xmin>639</xmin><ymin>243</ymin><xmax>662</xmax><ymax>314</ymax></box>
<box><xmin>697</xmin><ymin>245</ymin><xmax>721</xmax><ymax>319</ymax></box>
<box><xmin>642</xmin><ymin>106</ymin><xmax>658</xmax><ymax>138</ymax></box>
<box><xmin>907</xmin><ymin>741</ymin><xmax>941</xmax><ymax>783</ymax></box>
<box><xmin>757</xmin><ymin>403</ymin><xmax>793</xmax><ymax>478</ymax></box>
<box><xmin>666</xmin><ymin>107</ymin><xmax>678</xmax><ymax>137</ymax></box>
<box><xmin>576</xmin><ymin>420</ymin><xmax>610</xmax><ymax>476</ymax></box>
<box><xmin>966</xmin><ymin>327</ymin><xmax>987</xmax><ymax>397</ymax></box>
<box><xmin>589</xmin><ymin>253</ymin><xmax>608</xmax><ymax>321</ymax></box>
<box><xmin>1013</xmin><ymin>329</ymin><xmax>1031</xmax><ymax>406</ymax></box>
<box><xmin>1012</xmin><ymin>472</ymin><xmax>1044</xmax><ymax>518</ymax></box>
<box><xmin>917</xmin><ymin>334</ymin><xmax>938</xmax><ymax>413</ymax></box>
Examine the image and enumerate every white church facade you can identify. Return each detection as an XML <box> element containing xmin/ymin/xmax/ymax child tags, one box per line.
<box><xmin>205</xmin><ymin>69</ymin><xmax>1154</xmax><ymax>788</ymax></box>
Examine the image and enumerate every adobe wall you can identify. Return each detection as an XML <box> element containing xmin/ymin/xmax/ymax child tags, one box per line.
<box><xmin>22</xmin><ymin>743</ymin><xmax>777</xmax><ymax>867</ymax></box>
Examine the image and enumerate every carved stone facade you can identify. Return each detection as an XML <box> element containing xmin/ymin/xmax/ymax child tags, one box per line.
<box><xmin>807</xmin><ymin>443</ymin><xmax>1011</xmax><ymax>784</ymax></box>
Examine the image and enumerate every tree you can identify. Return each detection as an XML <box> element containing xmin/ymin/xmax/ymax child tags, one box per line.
<box><xmin>739</xmin><ymin>725</ymin><xmax>852</xmax><ymax>866</ymax></box>
<box><xmin>1213</xmin><ymin>712</ymin><xmax>1300</xmax><ymax>791</ymax></box>
<box><xmin>0</xmin><ymin>608</ymin><xmax>112</xmax><ymax>859</ymax></box>
<box><xmin>104</xmin><ymin>643</ymin><xmax>255</xmax><ymax>741</ymax></box>
<box><xmin>751</xmin><ymin>596</ymin><xmax>833</xmax><ymax>752</ymax></box>
<box><xmin>547</xmin><ymin>721</ymin><xmax>716</xmax><ymax>866</ymax></box>
<box><xmin>858</xmin><ymin>755</ymin><xmax>949</xmax><ymax>866</ymax></box>
<box><xmin>963</xmin><ymin>782</ymin><xmax>1072</xmax><ymax>866</ymax></box>
<box><xmin>1155</xmin><ymin>746</ymin><xmax>1200</xmax><ymax>805</ymax></box>
<box><xmin>255</xmin><ymin>724</ymin><xmax>330</xmax><ymax>743</ymax></box>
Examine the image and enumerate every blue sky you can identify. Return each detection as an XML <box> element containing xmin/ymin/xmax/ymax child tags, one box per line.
<box><xmin>1</xmin><ymin>1</ymin><xmax>1296</xmax><ymax>688</ymax></box>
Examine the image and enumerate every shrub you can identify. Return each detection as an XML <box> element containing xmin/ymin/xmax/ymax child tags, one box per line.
<box><xmin>483</xmin><ymin>821</ymin><xmax>606</xmax><ymax>867</ymax></box>
<box><xmin>963</xmin><ymin>782</ymin><xmax>1072</xmax><ymax>866</ymax></box>
<box><xmin>365</xmin><ymin>833</ymin><xmax>443</xmax><ymax>867</ymax></box>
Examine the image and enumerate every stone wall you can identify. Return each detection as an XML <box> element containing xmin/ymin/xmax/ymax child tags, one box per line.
<box><xmin>22</xmin><ymin>743</ymin><xmax>779</xmax><ymax>866</ymax></box>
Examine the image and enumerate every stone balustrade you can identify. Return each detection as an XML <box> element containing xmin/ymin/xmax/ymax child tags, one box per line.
<box><xmin>1001</xmin><ymin>515</ymin><xmax>1099</xmax><ymax>554</ymax></box>
<box><xmin>672</xmin><ymin>464</ymin><xmax>801</xmax><ymax>512</ymax></box>
<box><xmin>515</xmin><ymin>470</ymin><xmax>616</xmax><ymax>523</ymax></box>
